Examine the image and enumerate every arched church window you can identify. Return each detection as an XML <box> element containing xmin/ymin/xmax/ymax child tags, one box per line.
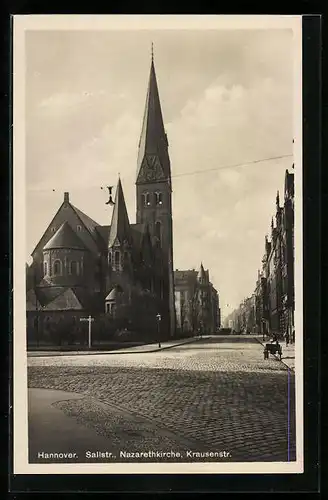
<box><xmin>142</xmin><ymin>192</ymin><xmax>151</xmax><ymax>207</ymax></box>
<box><xmin>155</xmin><ymin>221</ymin><xmax>162</xmax><ymax>246</ymax></box>
<box><xmin>53</xmin><ymin>259</ymin><xmax>62</xmax><ymax>276</ymax></box>
<box><xmin>70</xmin><ymin>261</ymin><xmax>79</xmax><ymax>275</ymax></box>
<box><xmin>155</xmin><ymin>192</ymin><xmax>163</xmax><ymax>206</ymax></box>
<box><xmin>114</xmin><ymin>251</ymin><xmax>120</xmax><ymax>267</ymax></box>
<box><xmin>108</xmin><ymin>251</ymin><xmax>112</xmax><ymax>265</ymax></box>
<box><xmin>44</xmin><ymin>262</ymin><xmax>47</xmax><ymax>276</ymax></box>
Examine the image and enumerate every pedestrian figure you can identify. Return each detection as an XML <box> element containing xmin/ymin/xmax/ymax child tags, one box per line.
<box><xmin>285</xmin><ymin>331</ymin><xmax>290</xmax><ymax>347</ymax></box>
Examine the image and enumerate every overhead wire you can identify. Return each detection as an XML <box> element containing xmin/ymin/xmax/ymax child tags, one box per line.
<box><xmin>27</xmin><ymin>153</ymin><xmax>293</xmax><ymax>193</ymax></box>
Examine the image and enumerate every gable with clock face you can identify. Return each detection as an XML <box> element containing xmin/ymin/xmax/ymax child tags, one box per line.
<box><xmin>138</xmin><ymin>155</ymin><xmax>166</xmax><ymax>183</ymax></box>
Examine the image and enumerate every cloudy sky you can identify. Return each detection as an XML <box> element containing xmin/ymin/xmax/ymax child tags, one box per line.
<box><xmin>25</xmin><ymin>26</ymin><xmax>295</xmax><ymax>318</ymax></box>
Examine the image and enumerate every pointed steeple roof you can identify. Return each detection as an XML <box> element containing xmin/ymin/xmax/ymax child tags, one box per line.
<box><xmin>136</xmin><ymin>49</ymin><xmax>171</xmax><ymax>183</ymax></box>
<box><xmin>108</xmin><ymin>178</ymin><xmax>132</xmax><ymax>248</ymax></box>
<box><xmin>43</xmin><ymin>221</ymin><xmax>86</xmax><ymax>251</ymax></box>
<box><xmin>198</xmin><ymin>263</ymin><xmax>206</xmax><ymax>282</ymax></box>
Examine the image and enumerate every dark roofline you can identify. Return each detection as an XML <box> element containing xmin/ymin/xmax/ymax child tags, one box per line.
<box><xmin>30</xmin><ymin>199</ymin><xmax>101</xmax><ymax>257</ymax></box>
<box><xmin>70</xmin><ymin>204</ymin><xmax>101</xmax><ymax>244</ymax></box>
<box><xmin>31</xmin><ymin>201</ymin><xmax>65</xmax><ymax>256</ymax></box>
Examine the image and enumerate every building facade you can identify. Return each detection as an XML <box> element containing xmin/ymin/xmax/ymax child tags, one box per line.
<box><xmin>26</xmin><ymin>54</ymin><xmax>176</xmax><ymax>345</ymax></box>
<box><xmin>174</xmin><ymin>264</ymin><xmax>220</xmax><ymax>335</ymax></box>
<box><xmin>227</xmin><ymin>169</ymin><xmax>294</xmax><ymax>341</ymax></box>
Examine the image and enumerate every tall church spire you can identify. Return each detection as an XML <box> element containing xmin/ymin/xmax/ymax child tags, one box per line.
<box><xmin>108</xmin><ymin>178</ymin><xmax>132</xmax><ymax>248</ymax></box>
<box><xmin>136</xmin><ymin>48</ymin><xmax>171</xmax><ymax>183</ymax></box>
<box><xmin>135</xmin><ymin>49</ymin><xmax>175</xmax><ymax>338</ymax></box>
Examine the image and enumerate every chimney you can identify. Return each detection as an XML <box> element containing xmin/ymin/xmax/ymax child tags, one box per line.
<box><xmin>64</xmin><ymin>192</ymin><xmax>69</xmax><ymax>203</ymax></box>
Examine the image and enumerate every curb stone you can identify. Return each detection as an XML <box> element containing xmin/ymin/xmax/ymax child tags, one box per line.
<box><xmin>28</xmin><ymin>336</ymin><xmax>209</xmax><ymax>358</ymax></box>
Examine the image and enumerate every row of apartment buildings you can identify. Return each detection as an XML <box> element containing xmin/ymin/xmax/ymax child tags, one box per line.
<box><xmin>174</xmin><ymin>264</ymin><xmax>221</xmax><ymax>335</ymax></box>
<box><xmin>226</xmin><ymin>169</ymin><xmax>295</xmax><ymax>341</ymax></box>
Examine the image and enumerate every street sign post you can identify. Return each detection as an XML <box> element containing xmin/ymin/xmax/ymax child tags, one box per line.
<box><xmin>80</xmin><ymin>315</ymin><xmax>94</xmax><ymax>349</ymax></box>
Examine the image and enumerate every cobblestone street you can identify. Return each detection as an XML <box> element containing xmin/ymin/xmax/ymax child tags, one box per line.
<box><xmin>28</xmin><ymin>336</ymin><xmax>296</xmax><ymax>463</ymax></box>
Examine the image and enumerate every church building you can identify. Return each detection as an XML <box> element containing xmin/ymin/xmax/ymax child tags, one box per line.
<box><xmin>26</xmin><ymin>52</ymin><xmax>176</xmax><ymax>345</ymax></box>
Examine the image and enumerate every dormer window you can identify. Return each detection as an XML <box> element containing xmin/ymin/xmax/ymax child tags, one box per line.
<box><xmin>51</xmin><ymin>227</ymin><xmax>56</xmax><ymax>233</ymax></box>
<box><xmin>155</xmin><ymin>192</ymin><xmax>163</xmax><ymax>206</ymax></box>
<box><xmin>142</xmin><ymin>192</ymin><xmax>151</xmax><ymax>207</ymax></box>
<box><xmin>106</xmin><ymin>303</ymin><xmax>115</xmax><ymax>314</ymax></box>
<box><xmin>77</xmin><ymin>225</ymin><xmax>82</xmax><ymax>232</ymax></box>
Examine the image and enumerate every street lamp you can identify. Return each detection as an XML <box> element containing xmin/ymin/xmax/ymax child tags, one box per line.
<box><xmin>156</xmin><ymin>313</ymin><xmax>162</xmax><ymax>348</ymax></box>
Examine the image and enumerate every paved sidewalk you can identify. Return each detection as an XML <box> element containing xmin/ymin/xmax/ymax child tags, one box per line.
<box><xmin>256</xmin><ymin>338</ymin><xmax>295</xmax><ymax>371</ymax></box>
<box><xmin>28</xmin><ymin>387</ymin><xmax>203</xmax><ymax>463</ymax></box>
<box><xmin>28</xmin><ymin>388</ymin><xmax>114</xmax><ymax>462</ymax></box>
<box><xmin>28</xmin><ymin>335</ymin><xmax>207</xmax><ymax>357</ymax></box>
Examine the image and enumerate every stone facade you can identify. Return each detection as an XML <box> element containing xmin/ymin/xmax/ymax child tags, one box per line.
<box><xmin>174</xmin><ymin>265</ymin><xmax>220</xmax><ymax>335</ymax></box>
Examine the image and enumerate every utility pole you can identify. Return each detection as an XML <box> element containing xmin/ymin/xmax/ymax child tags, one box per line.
<box><xmin>156</xmin><ymin>313</ymin><xmax>162</xmax><ymax>348</ymax></box>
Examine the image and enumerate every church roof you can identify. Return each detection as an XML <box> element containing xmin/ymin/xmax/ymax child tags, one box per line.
<box><xmin>26</xmin><ymin>289</ymin><xmax>42</xmax><ymax>311</ymax></box>
<box><xmin>105</xmin><ymin>284</ymin><xmax>124</xmax><ymax>301</ymax></box>
<box><xmin>42</xmin><ymin>288</ymin><xmax>83</xmax><ymax>311</ymax></box>
<box><xmin>43</xmin><ymin>221</ymin><xmax>87</xmax><ymax>251</ymax></box>
<box><xmin>71</xmin><ymin>204</ymin><xmax>100</xmax><ymax>234</ymax></box>
<box><xmin>108</xmin><ymin>179</ymin><xmax>132</xmax><ymax>248</ymax></box>
<box><xmin>37</xmin><ymin>285</ymin><xmax>64</xmax><ymax>305</ymax></box>
<box><xmin>96</xmin><ymin>225</ymin><xmax>110</xmax><ymax>247</ymax></box>
<box><xmin>31</xmin><ymin>192</ymin><xmax>101</xmax><ymax>257</ymax></box>
<box><xmin>136</xmin><ymin>54</ymin><xmax>171</xmax><ymax>182</ymax></box>
<box><xmin>105</xmin><ymin>288</ymin><xmax>117</xmax><ymax>301</ymax></box>
<box><xmin>36</xmin><ymin>285</ymin><xmax>95</xmax><ymax>311</ymax></box>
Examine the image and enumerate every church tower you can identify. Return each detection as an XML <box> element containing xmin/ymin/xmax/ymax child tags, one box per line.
<box><xmin>107</xmin><ymin>178</ymin><xmax>134</xmax><ymax>296</ymax></box>
<box><xmin>136</xmin><ymin>47</ymin><xmax>175</xmax><ymax>337</ymax></box>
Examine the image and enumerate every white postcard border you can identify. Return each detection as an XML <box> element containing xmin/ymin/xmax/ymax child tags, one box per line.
<box><xmin>13</xmin><ymin>14</ymin><xmax>303</xmax><ymax>475</ymax></box>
